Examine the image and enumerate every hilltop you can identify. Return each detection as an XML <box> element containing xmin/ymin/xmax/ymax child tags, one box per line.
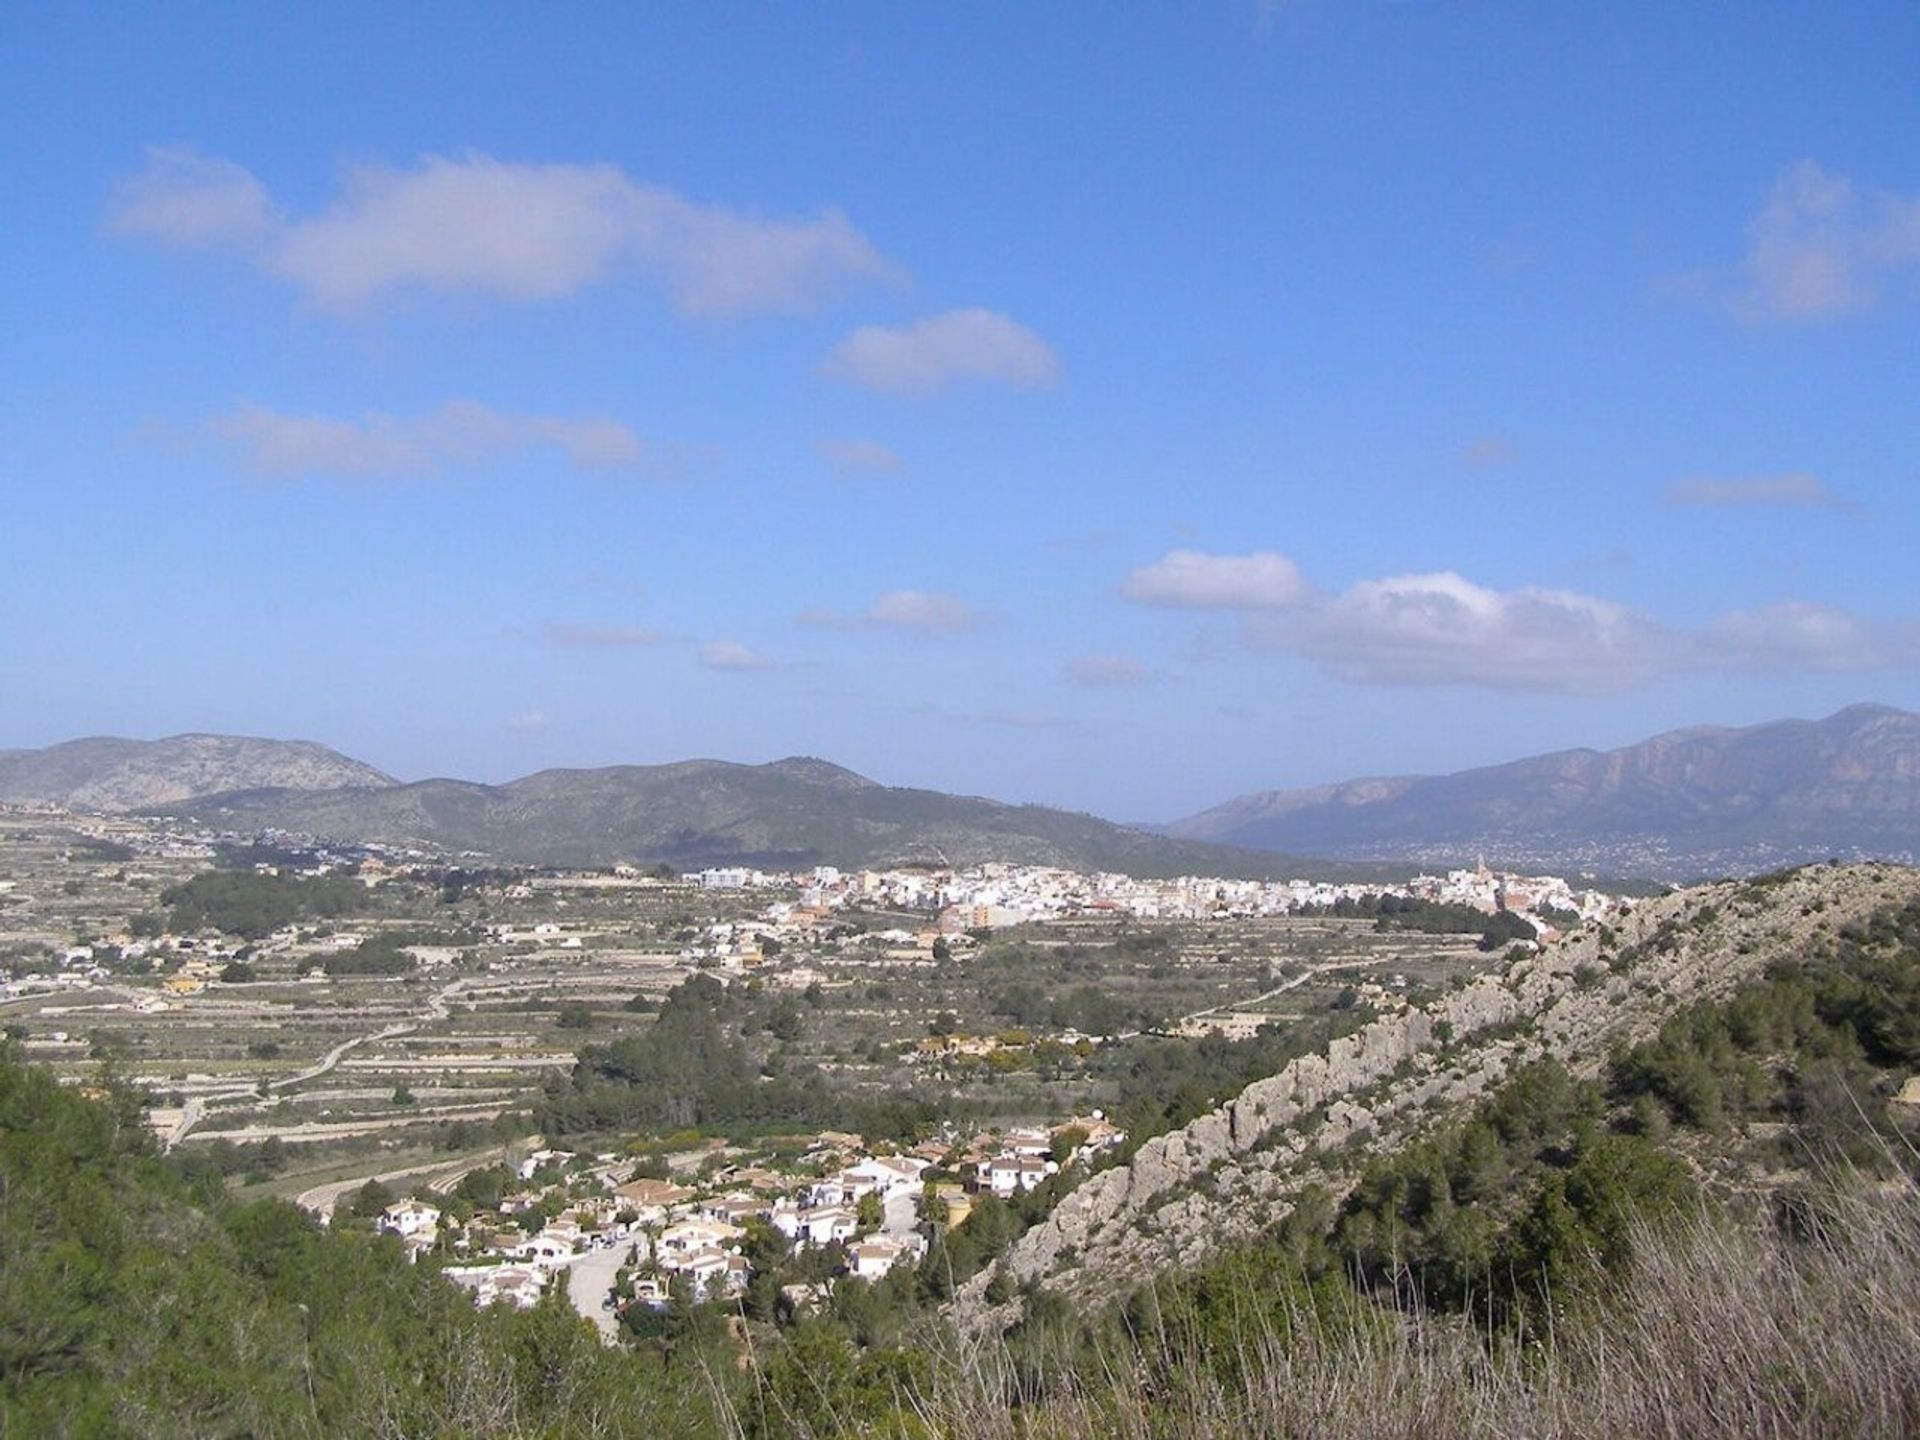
<box><xmin>0</xmin><ymin>733</ymin><xmax>395</xmax><ymax>811</ymax></box>
<box><xmin>1167</xmin><ymin>703</ymin><xmax>1920</xmax><ymax>876</ymax></box>
<box><xmin>146</xmin><ymin>753</ymin><xmax>1354</xmax><ymax>879</ymax></box>
<box><xmin>18</xmin><ymin>703</ymin><xmax>1920</xmax><ymax>879</ymax></box>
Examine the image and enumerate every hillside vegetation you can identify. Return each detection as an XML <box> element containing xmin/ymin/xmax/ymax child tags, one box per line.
<box><xmin>153</xmin><ymin>755</ymin><xmax>1357</xmax><ymax>877</ymax></box>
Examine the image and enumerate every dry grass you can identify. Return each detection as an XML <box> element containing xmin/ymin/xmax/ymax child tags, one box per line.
<box><xmin>805</xmin><ymin>1172</ymin><xmax>1920</xmax><ymax>1440</ymax></box>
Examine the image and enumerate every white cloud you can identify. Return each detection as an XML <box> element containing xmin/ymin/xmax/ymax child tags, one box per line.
<box><xmin>1121</xmin><ymin>549</ymin><xmax>1310</xmax><ymax>610</ymax></box>
<box><xmin>209</xmin><ymin>400</ymin><xmax>646</xmax><ymax>477</ymax></box>
<box><xmin>507</xmin><ymin>710</ymin><xmax>549</xmax><ymax>734</ymax></box>
<box><xmin>701</xmin><ymin>640</ymin><xmax>774</xmax><ymax>672</ymax></box>
<box><xmin>865</xmin><ymin>590</ymin><xmax>986</xmax><ymax>631</ymax></box>
<box><xmin>822</xmin><ymin>308</ymin><xmax>1059</xmax><ymax>393</ymax></box>
<box><xmin>1733</xmin><ymin>161</ymin><xmax>1920</xmax><ymax>322</ymax></box>
<box><xmin>108</xmin><ymin>146</ymin><xmax>277</xmax><ymax>250</ymax></box>
<box><xmin>110</xmin><ymin>147</ymin><xmax>899</xmax><ymax>315</ymax></box>
<box><xmin>545</xmin><ymin>622</ymin><xmax>661</xmax><ymax>650</ymax></box>
<box><xmin>815</xmin><ymin>437</ymin><xmax>905</xmax><ymax>476</ymax></box>
<box><xmin>1664</xmin><ymin>472</ymin><xmax>1851</xmax><ymax>510</ymax></box>
<box><xmin>1064</xmin><ymin>654</ymin><xmax>1152</xmax><ymax>688</ymax></box>
<box><xmin>1122</xmin><ymin>548</ymin><xmax>1920</xmax><ymax>692</ymax></box>
<box><xmin>799</xmin><ymin>589</ymin><xmax>988</xmax><ymax>634</ymax></box>
<box><xmin>1243</xmin><ymin>571</ymin><xmax>1675</xmax><ymax>692</ymax></box>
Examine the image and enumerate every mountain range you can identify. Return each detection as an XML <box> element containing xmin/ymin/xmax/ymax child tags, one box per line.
<box><xmin>0</xmin><ymin>734</ymin><xmax>1338</xmax><ymax>878</ymax></box>
<box><xmin>1165</xmin><ymin>703</ymin><xmax>1920</xmax><ymax>876</ymax></box>
<box><xmin>5</xmin><ymin>704</ymin><xmax>1919</xmax><ymax>878</ymax></box>
<box><xmin>152</xmin><ymin>755</ymin><xmax>1341</xmax><ymax>877</ymax></box>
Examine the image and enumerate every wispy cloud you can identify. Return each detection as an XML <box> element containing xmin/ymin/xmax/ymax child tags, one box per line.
<box><xmin>910</xmin><ymin>701</ymin><xmax>1074</xmax><ymax>731</ymax></box>
<box><xmin>1122</xmin><ymin>548</ymin><xmax>1920</xmax><ymax>692</ymax></box>
<box><xmin>799</xmin><ymin>589</ymin><xmax>989</xmax><ymax>634</ymax></box>
<box><xmin>1731</xmin><ymin>161</ymin><xmax>1920</xmax><ymax>322</ymax></box>
<box><xmin>822</xmin><ymin>308</ymin><xmax>1059</xmax><ymax>393</ymax></box>
<box><xmin>209</xmin><ymin>400</ymin><xmax>646</xmax><ymax>477</ymax></box>
<box><xmin>1703</xmin><ymin>602</ymin><xmax>1920</xmax><ymax>674</ymax></box>
<box><xmin>1457</xmin><ymin>436</ymin><xmax>1518</xmax><ymax>468</ymax></box>
<box><xmin>110</xmin><ymin>146</ymin><xmax>900</xmax><ymax>316</ymax></box>
<box><xmin>1121</xmin><ymin>549</ymin><xmax>1310</xmax><ymax>610</ymax></box>
<box><xmin>1063</xmin><ymin>654</ymin><xmax>1153</xmax><ymax>688</ymax></box>
<box><xmin>979</xmin><ymin>709</ymin><xmax>1073</xmax><ymax>730</ymax></box>
<box><xmin>544</xmin><ymin>622</ymin><xmax>661</xmax><ymax>650</ymax></box>
<box><xmin>507</xmin><ymin>710</ymin><xmax>549</xmax><ymax>734</ymax></box>
<box><xmin>1664</xmin><ymin>472</ymin><xmax>1853</xmax><ymax>510</ymax></box>
<box><xmin>814</xmin><ymin>437</ymin><xmax>905</xmax><ymax>476</ymax></box>
<box><xmin>701</xmin><ymin>640</ymin><xmax>775</xmax><ymax>672</ymax></box>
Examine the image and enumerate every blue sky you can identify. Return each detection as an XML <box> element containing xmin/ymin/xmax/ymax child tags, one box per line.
<box><xmin>5</xmin><ymin>2</ymin><xmax>1919</xmax><ymax>818</ymax></box>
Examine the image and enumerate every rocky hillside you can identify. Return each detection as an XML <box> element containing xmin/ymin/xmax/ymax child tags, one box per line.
<box><xmin>958</xmin><ymin>861</ymin><xmax>1920</xmax><ymax>1326</ymax></box>
<box><xmin>0</xmin><ymin>734</ymin><xmax>396</xmax><ymax>811</ymax></box>
<box><xmin>149</xmin><ymin>755</ymin><xmax>1362</xmax><ymax>880</ymax></box>
<box><xmin>1166</xmin><ymin>704</ymin><xmax>1920</xmax><ymax>876</ymax></box>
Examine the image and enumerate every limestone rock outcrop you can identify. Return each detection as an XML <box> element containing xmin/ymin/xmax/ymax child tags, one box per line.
<box><xmin>956</xmin><ymin>863</ymin><xmax>1920</xmax><ymax>1329</ymax></box>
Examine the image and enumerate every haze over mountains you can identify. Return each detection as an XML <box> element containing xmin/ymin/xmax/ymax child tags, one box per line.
<box><xmin>0</xmin><ymin>735</ymin><xmax>1331</xmax><ymax>878</ymax></box>
<box><xmin>150</xmin><ymin>755</ymin><xmax>1327</xmax><ymax>877</ymax></box>
<box><xmin>1168</xmin><ymin>704</ymin><xmax>1920</xmax><ymax>876</ymax></box>
<box><xmin>4</xmin><ymin>704</ymin><xmax>1918</xmax><ymax>878</ymax></box>
<box><xmin>0</xmin><ymin>734</ymin><xmax>393</xmax><ymax>812</ymax></box>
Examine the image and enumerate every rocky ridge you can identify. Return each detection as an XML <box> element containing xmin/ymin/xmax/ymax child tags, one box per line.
<box><xmin>958</xmin><ymin>862</ymin><xmax>1920</xmax><ymax>1328</ymax></box>
<box><xmin>1165</xmin><ymin>704</ymin><xmax>1920</xmax><ymax>875</ymax></box>
<box><xmin>0</xmin><ymin>734</ymin><xmax>396</xmax><ymax>812</ymax></box>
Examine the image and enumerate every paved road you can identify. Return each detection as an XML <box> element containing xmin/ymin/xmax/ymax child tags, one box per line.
<box><xmin>293</xmin><ymin>1142</ymin><xmax>517</xmax><ymax>1221</ymax></box>
<box><xmin>194</xmin><ymin>1101</ymin><xmax>514</xmax><ymax>1146</ymax></box>
<box><xmin>881</xmin><ymin>1190</ymin><xmax>919</xmax><ymax>1237</ymax></box>
<box><xmin>559</xmin><ymin>1241</ymin><xmax>636</xmax><ymax>1343</ymax></box>
<box><xmin>158</xmin><ymin>1082</ymin><xmax>263</xmax><ymax>1149</ymax></box>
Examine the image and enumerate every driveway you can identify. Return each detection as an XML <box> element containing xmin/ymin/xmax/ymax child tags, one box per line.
<box><xmin>561</xmin><ymin>1240</ymin><xmax>636</xmax><ymax>1342</ymax></box>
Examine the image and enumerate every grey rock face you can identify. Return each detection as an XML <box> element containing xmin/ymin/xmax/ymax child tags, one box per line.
<box><xmin>0</xmin><ymin>734</ymin><xmax>395</xmax><ymax>811</ymax></box>
<box><xmin>957</xmin><ymin>863</ymin><xmax>1920</xmax><ymax>1329</ymax></box>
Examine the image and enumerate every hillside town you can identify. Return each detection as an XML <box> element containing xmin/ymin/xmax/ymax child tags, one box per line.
<box><xmin>361</xmin><ymin>1112</ymin><xmax>1128</xmax><ymax>1327</ymax></box>
<box><xmin>1</xmin><ymin>799</ymin><xmax>1639</xmax><ymax>1344</ymax></box>
<box><xmin>676</xmin><ymin>857</ymin><xmax>1628</xmax><ymax>966</ymax></box>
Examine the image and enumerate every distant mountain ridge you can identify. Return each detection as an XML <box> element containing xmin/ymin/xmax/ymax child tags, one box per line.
<box><xmin>140</xmin><ymin>753</ymin><xmax>1352</xmax><ymax>879</ymax></box>
<box><xmin>1167</xmin><ymin>704</ymin><xmax>1920</xmax><ymax>876</ymax></box>
<box><xmin>0</xmin><ymin>734</ymin><xmax>395</xmax><ymax>812</ymax></box>
<box><xmin>15</xmin><ymin>705</ymin><xmax>1918</xmax><ymax>879</ymax></box>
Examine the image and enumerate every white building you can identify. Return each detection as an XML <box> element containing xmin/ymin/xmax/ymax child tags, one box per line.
<box><xmin>659</xmin><ymin>1218</ymin><xmax>743</xmax><ymax>1259</ymax></box>
<box><xmin>847</xmin><ymin>1234</ymin><xmax>925</xmax><ymax>1282</ymax></box>
<box><xmin>378</xmin><ymin>1200</ymin><xmax>442</xmax><ymax>1240</ymax></box>
<box><xmin>980</xmin><ymin>1155</ymin><xmax>1055</xmax><ymax>1197</ymax></box>
<box><xmin>772</xmin><ymin>1203</ymin><xmax>858</xmax><ymax>1248</ymax></box>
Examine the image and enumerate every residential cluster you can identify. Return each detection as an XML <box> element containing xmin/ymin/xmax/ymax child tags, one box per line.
<box><xmin>688</xmin><ymin>859</ymin><xmax>1628</xmax><ymax>948</ymax></box>
<box><xmin>378</xmin><ymin>1113</ymin><xmax>1125</xmax><ymax>1320</ymax></box>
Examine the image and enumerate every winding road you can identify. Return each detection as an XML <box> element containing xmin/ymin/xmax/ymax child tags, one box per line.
<box><xmin>293</xmin><ymin>1143</ymin><xmax>526</xmax><ymax>1222</ymax></box>
<box><xmin>165</xmin><ymin>977</ymin><xmax>471</xmax><ymax>1148</ymax></box>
